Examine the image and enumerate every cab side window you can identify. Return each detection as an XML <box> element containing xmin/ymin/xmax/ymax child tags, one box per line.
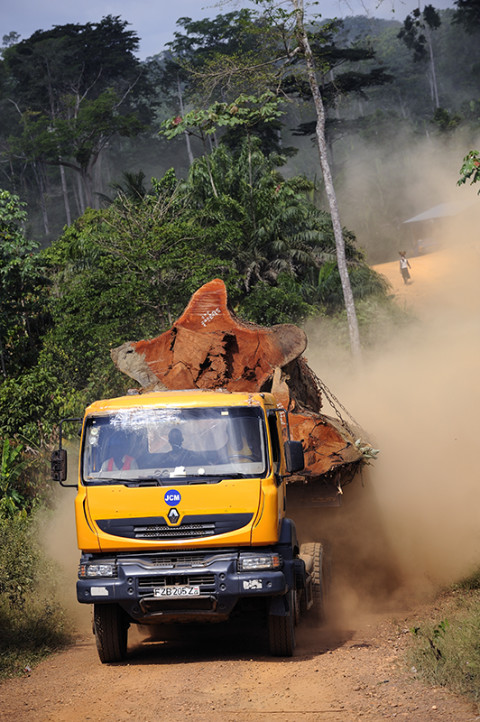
<box><xmin>267</xmin><ymin>411</ymin><xmax>280</xmax><ymax>471</ymax></box>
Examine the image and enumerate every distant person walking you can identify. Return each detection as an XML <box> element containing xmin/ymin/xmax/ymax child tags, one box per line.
<box><xmin>399</xmin><ymin>251</ymin><xmax>412</xmax><ymax>284</ymax></box>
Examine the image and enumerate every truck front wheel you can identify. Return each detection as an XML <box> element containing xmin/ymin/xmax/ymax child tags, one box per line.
<box><xmin>268</xmin><ymin>590</ymin><xmax>296</xmax><ymax>657</ymax></box>
<box><xmin>93</xmin><ymin>603</ymin><xmax>128</xmax><ymax>663</ymax></box>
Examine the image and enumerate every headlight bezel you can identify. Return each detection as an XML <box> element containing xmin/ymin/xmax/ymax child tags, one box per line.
<box><xmin>237</xmin><ymin>554</ymin><xmax>282</xmax><ymax>572</ymax></box>
<box><xmin>78</xmin><ymin>562</ymin><xmax>118</xmax><ymax>578</ymax></box>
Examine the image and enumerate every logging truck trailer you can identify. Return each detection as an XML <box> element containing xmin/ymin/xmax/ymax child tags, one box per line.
<box><xmin>51</xmin><ymin>388</ymin><xmax>326</xmax><ymax>662</ymax></box>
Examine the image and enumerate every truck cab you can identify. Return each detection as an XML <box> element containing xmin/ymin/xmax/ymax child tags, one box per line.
<box><xmin>52</xmin><ymin>389</ymin><xmax>323</xmax><ymax>661</ymax></box>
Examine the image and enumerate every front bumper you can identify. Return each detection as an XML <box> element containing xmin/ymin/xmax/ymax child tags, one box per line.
<box><xmin>77</xmin><ymin>548</ymin><xmax>294</xmax><ymax>623</ymax></box>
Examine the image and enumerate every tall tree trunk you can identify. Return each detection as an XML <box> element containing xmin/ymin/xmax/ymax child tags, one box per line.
<box><xmin>291</xmin><ymin>0</ymin><xmax>361</xmax><ymax>361</ymax></box>
<box><xmin>59</xmin><ymin>161</ymin><xmax>72</xmax><ymax>226</ymax></box>
<box><xmin>32</xmin><ymin>161</ymin><xmax>50</xmax><ymax>237</ymax></box>
<box><xmin>75</xmin><ymin>172</ymin><xmax>86</xmax><ymax>214</ymax></box>
<box><xmin>177</xmin><ymin>75</ymin><xmax>194</xmax><ymax>166</ymax></box>
<box><xmin>82</xmin><ymin>167</ymin><xmax>94</xmax><ymax>209</ymax></box>
<box><xmin>425</xmin><ymin>25</ymin><xmax>440</xmax><ymax>109</ymax></box>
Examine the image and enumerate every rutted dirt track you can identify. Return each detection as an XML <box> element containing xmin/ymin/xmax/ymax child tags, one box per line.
<box><xmin>1</xmin><ymin>249</ymin><xmax>480</xmax><ymax>721</ymax></box>
<box><xmin>0</xmin><ymin>603</ymin><xmax>478</xmax><ymax>721</ymax></box>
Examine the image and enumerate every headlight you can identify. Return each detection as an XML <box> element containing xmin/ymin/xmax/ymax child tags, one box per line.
<box><xmin>79</xmin><ymin>563</ymin><xmax>117</xmax><ymax>578</ymax></box>
<box><xmin>238</xmin><ymin>554</ymin><xmax>282</xmax><ymax>572</ymax></box>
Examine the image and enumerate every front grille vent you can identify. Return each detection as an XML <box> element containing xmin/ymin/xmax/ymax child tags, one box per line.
<box><xmin>150</xmin><ymin>555</ymin><xmax>208</xmax><ymax>568</ymax></box>
<box><xmin>138</xmin><ymin>573</ymin><xmax>215</xmax><ymax>590</ymax></box>
<box><xmin>96</xmin><ymin>513</ymin><xmax>252</xmax><ymax>541</ymax></box>
<box><xmin>134</xmin><ymin>522</ymin><xmax>215</xmax><ymax>539</ymax></box>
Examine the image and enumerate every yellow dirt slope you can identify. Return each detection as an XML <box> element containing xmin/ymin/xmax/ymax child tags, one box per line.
<box><xmin>373</xmin><ymin>245</ymin><xmax>478</xmax><ymax>318</ymax></box>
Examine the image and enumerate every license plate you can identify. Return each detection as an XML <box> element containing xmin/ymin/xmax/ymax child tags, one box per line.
<box><xmin>153</xmin><ymin>585</ymin><xmax>201</xmax><ymax>597</ymax></box>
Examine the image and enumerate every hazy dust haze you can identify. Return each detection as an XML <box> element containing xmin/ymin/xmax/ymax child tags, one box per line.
<box><xmin>41</xmin><ymin>461</ymin><xmax>92</xmax><ymax>634</ymax></box>
<box><xmin>336</xmin><ymin>129</ymin><xmax>480</xmax><ymax>263</ymax></box>
<box><xmin>304</xmin><ymin>183</ymin><xmax>480</xmax><ymax>619</ymax></box>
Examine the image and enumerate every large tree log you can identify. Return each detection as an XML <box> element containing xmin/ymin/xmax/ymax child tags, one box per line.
<box><xmin>111</xmin><ymin>279</ymin><xmax>364</xmax><ymax>484</ymax></box>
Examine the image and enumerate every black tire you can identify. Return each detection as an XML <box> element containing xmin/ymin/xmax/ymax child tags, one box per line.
<box><xmin>268</xmin><ymin>590</ymin><xmax>296</xmax><ymax>657</ymax></box>
<box><xmin>294</xmin><ymin>588</ymin><xmax>302</xmax><ymax>625</ymax></box>
<box><xmin>301</xmin><ymin>542</ymin><xmax>326</xmax><ymax>623</ymax></box>
<box><xmin>93</xmin><ymin>604</ymin><xmax>128</xmax><ymax>663</ymax></box>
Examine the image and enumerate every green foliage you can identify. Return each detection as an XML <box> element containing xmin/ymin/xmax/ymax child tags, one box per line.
<box><xmin>0</xmin><ymin>514</ymin><xmax>73</xmax><ymax>678</ymax></box>
<box><xmin>239</xmin><ymin>274</ymin><xmax>316</xmax><ymax>325</ymax></box>
<box><xmin>284</xmin><ymin>16</ymin><xmax>394</xmax><ymax>118</ymax></box>
<box><xmin>432</xmin><ymin>107</ymin><xmax>462</xmax><ymax>132</ymax></box>
<box><xmin>455</xmin><ymin>567</ymin><xmax>480</xmax><ymax>590</ymax></box>
<box><xmin>398</xmin><ymin>5</ymin><xmax>441</xmax><ymax>62</ymax></box>
<box><xmin>0</xmin><ymin>367</ymin><xmax>72</xmax><ymax>441</ymax></box>
<box><xmin>314</xmin><ymin>261</ymin><xmax>390</xmax><ymax>312</ymax></box>
<box><xmin>23</xmin><ymin>89</ymin><xmax>144</xmax><ymax>166</ymax></box>
<box><xmin>458</xmin><ymin>150</ymin><xmax>480</xmax><ymax>192</ymax></box>
<box><xmin>453</xmin><ymin>0</ymin><xmax>480</xmax><ymax>33</ymax></box>
<box><xmin>165</xmin><ymin>9</ymin><xmax>281</xmax><ymax>104</ymax></box>
<box><xmin>409</xmin><ymin>594</ymin><xmax>480</xmax><ymax>704</ymax></box>
<box><xmin>161</xmin><ymin>91</ymin><xmax>283</xmax><ymax>141</ymax></box>
<box><xmin>0</xmin><ymin>189</ymin><xmax>50</xmax><ymax>377</ymax></box>
<box><xmin>179</xmin><ymin>136</ymin><xmax>371</xmax><ymax>303</ymax></box>
<box><xmin>39</xmin><ymin>175</ymin><xmax>239</xmax><ymax>394</ymax></box>
<box><xmin>0</xmin><ymin>514</ymin><xmax>40</xmax><ymax>605</ymax></box>
<box><xmin>1</xmin><ymin>16</ymin><xmax>152</xmax><ymax>221</ymax></box>
<box><xmin>0</xmin><ymin>438</ymin><xmax>28</xmax><ymax>517</ymax></box>
<box><xmin>2</xmin><ymin>16</ymin><xmax>142</xmax><ymax>109</ymax></box>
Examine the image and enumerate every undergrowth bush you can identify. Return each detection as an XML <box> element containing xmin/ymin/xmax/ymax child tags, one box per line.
<box><xmin>408</xmin><ymin>577</ymin><xmax>480</xmax><ymax>706</ymax></box>
<box><xmin>0</xmin><ymin>513</ymin><xmax>73</xmax><ymax>678</ymax></box>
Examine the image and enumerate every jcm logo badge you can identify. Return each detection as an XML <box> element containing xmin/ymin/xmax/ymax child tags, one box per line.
<box><xmin>164</xmin><ymin>489</ymin><xmax>181</xmax><ymax>506</ymax></box>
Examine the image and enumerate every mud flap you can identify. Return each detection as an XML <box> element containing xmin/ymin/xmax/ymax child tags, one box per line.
<box><xmin>268</xmin><ymin>593</ymin><xmax>291</xmax><ymax>617</ymax></box>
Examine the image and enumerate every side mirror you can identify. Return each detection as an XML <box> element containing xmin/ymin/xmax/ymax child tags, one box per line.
<box><xmin>284</xmin><ymin>440</ymin><xmax>304</xmax><ymax>474</ymax></box>
<box><xmin>51</xmin><ymin>448</ymin><xmax>67</xmax><ymax>482</ymax></box>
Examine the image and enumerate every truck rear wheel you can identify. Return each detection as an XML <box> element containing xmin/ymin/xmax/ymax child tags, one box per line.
<box><xmin>301</xmin><ymin>542</ymin><xmax>326</xmax><ymax>622</ymax></box>
<box><xmin>268</xmin><ymin>590</ymin><xmax>296</xmax><ymax>657</ymax></box>
<box><xmin>93</xmin><ymin>604</ymin><xmax>128</xmax><ymax>663</ymax></box>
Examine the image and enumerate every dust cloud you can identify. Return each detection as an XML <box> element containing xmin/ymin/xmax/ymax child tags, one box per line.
<box><xmin>336</xmin><ymin>129</ymin><xmax>480</xmax><ymax>263</ymax></box>
<box><xmin>39</xmin><ymin>448</ymin><xmax>92</xmax><ymax>634</ymax></box>
<box><xmin>302</xmin><ymin>146</ymin><xmax>480</xmax><ymax>620</ymax></box>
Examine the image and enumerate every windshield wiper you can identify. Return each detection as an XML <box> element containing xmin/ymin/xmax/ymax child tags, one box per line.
<box><xmin>186</xmin><ymin>477</ymin><xmax>222</xmax><ymax>484</ymax></box>
<box><xmin>85</xmin><ymin>472</ymin><xmax>257</xmax><ymax>486</ymax></box>
<box><xmin>85</xmin><ymin>478</ymin><xmax>133</xmax><ymax>486</ymax></box>
<box><xmin>131</xmin><ymin>475</ymin><xmax>168</xmax><ymax>485</ymax></box>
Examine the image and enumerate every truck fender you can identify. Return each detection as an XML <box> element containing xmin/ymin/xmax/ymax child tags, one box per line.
<box><xmin>278</xmin><ymin>518</ymin><xmax>299</xmax><ymax>555</ymax></box>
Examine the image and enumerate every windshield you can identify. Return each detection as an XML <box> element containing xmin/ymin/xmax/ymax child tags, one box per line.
<box><xmin>82</xmin><ymin>405</ymin><xmax>268</xmax><ymax>485</ymax></box>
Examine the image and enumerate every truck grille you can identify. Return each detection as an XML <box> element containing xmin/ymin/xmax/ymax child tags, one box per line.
<box><xmin>150</xmin><ymin>554</ymin><xmax>209</xmax><ymax>568</ymax></box>
<box><xmin>138</xmin><ymin>573</ymin><xmax>215</xmax><ymax>589</ymax></box>
<box><xmin>96</xmin><ymin>513</ymin><xmax>253</xmax><ymax>540</ymax></box>
<box><xmin>134</xmin><ymin>522</ymin><xmax>215</xmax><ymax>539</ymax></box>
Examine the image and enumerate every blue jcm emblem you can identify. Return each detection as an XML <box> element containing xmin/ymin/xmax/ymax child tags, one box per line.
<box><xmin>164</xmin><ymin>489</ymin><xmax>181</xmax><ymax>506</ymax></box>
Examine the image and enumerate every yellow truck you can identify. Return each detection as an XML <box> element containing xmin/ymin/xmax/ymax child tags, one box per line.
<box><xmin>51</xmin><ymin>388</ymin><xmax>326</xmax><ymax>661</ymax></box>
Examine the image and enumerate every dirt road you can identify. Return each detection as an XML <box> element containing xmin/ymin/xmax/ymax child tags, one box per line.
<box><xmin>0</xmin><ymin>598</ymin><xmax>477</xmax><ymax>722</ymax></box>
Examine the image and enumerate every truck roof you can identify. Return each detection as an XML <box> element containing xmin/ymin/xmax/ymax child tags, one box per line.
<box><xmin>84</xmin><ymin>388</ymin><xmax>279</xmax><ymax>415</ymax></box>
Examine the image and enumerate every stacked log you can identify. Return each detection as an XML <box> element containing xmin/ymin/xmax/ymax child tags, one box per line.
<box><xmin>111</xmin><ymin>279</ymin><xmax>365</xmax><ymax>487</ymax></box>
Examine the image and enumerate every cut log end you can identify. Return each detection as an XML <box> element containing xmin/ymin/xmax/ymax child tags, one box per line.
<box><xmin>110</xmin><ymin>279</ymin><xmax>366</xmax><ymax>483</ymax></box>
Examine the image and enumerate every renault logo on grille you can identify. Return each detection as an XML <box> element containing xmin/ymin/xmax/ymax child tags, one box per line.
<box><xmin>167</xmin><ymin>507</ymin><xmax>180</xmax><ymax>524</ymax></box>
